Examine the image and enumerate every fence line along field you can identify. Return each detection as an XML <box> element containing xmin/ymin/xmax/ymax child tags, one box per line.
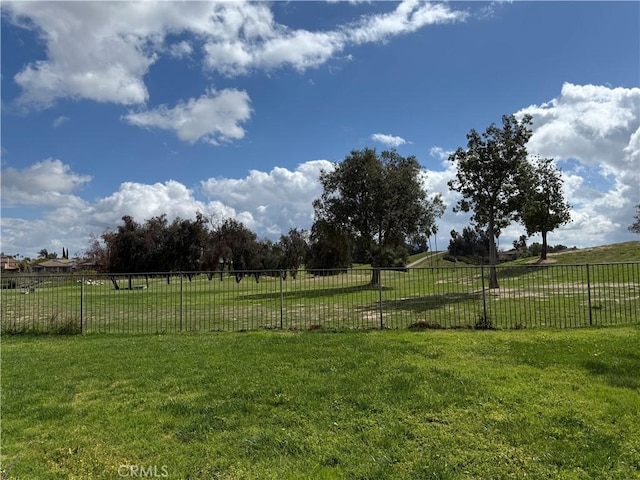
<box><xmin>2</xmin><ymin>244</ymin><xmax>639</xmax><ymax>334</ymax></box>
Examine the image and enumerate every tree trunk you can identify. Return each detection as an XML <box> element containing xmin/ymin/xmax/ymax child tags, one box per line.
<box><xmin>540</xmin><ymin>230</ymin><xmax>548</xmax><ymax>260</ymax></box>
<box><xmin>370</xmin><ymin>268</ymin><xmax>381</xmax><ymax>286</ymax></box>
<box><xmin>488</xmin><ymin>224</ymin><xmax>499</xmax><ymax>289</ymax></box>
<box><xmin>128</xmin><ymin>275</ymin><xmax>133</xmax><ymax>290</ymax></box>
<box><xmin>110</xmin><ymin>276</ymin><xmax>120</xmax><ymax>290</ymax></box>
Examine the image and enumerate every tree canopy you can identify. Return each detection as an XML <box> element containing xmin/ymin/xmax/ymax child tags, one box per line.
<box><xmin>87</xmin><ymin>214</ymin><xmax>309</xmax><ymax>286</ymax></box>
<box><xmin>520</xmin><ymin>157</ymin><xmax>572</xmax><ymax>260</ymax></box>
<box><xmin>448</xmin><ymin>114</ymin><xmax>533</xmax><ymax>288</ymax></box>
<box><xmin>311</xmin><ymin>148</ymin><xmax>443</xmax><ymax>285</ymax></box>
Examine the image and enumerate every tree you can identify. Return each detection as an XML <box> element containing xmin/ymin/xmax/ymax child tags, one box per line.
<box><xmin>448</xmin><ymin>226</ymin><xmax>490</xmax><ymax>261</ymax></box>
<box><xmin>305</xmin><ymin>219</ymin><xmax>352</xmax><ymax>275</ymax></box>
<box><xmin>408</xmin><ymin>194</ymin><xmax>445</xmax><ymax>254</ymax></box>
<box><xmin>37</xmin><ymin>249</ymin><xmax>57</xmax><ymax>259</ymax></box>
<box><xmin>312</xmin><ymin>148</ymin><xmax>439</xmax><ymax>285</ymax></box>
<box><xmin>629</xmin><ymin>204</ymin><xmax>640</xmax><ymax>234</ymax></box>
<box><xmin>211</xmin><ymin>218</ymin><xmax>262</xmax><ymax>282</ymax></box>
<box><xmin>278</xmin><ymin>228</ymin><xmax>309</xmax><ymax>279</ymax></box>
<box><xmin>448</xmin><ymin>114</ymin><xmax>533</xmax><ymax>288</ymax></box>
<box><xmin>520</xmin><ymin>157</ymin><xmax>572</xmax><ymax>260</ymax></box>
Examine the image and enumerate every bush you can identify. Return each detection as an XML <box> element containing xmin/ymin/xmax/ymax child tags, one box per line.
<box><xmin>474</xmin><ymin>315</ymin><xmax>493</xmax><ymax>330</ymax></box>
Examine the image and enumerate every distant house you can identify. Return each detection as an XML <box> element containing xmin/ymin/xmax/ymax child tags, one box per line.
<box><xmin>31</xmin><ymin>259</ymin><xmax>76</xmax><ymax>273</ymax></box>
<box><xmin>0</xmin><ymin>255</ymin><xmax>21</xmax><ymax>272</ymax></box>
<box><xmin>498</xmin><ymin>249</ymin><xmax>518</xmax><ymax>262</ymax></box>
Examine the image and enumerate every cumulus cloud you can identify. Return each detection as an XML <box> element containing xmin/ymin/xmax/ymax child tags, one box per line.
<box><xmin>371</xmin><ymin>133</ymin><xmax>409</xmax><ymax>147</ymax></box>
<box><xmin>123</xmin><ymin>89</ymin><xmax>252</xmax><ymax>145</ymax></box>
<box><xmin>201</xmin><ymin>160</ymin><xmax>334</xmax><ymax>235</ymax></box>
<box><xmin>1</xmin><ymin>158</ymin><xmax>335</xmax><ymax>258</ymax></box>
<box><xmin>1</xmin><ymin>159</ymin><xmax>91</xmax><ymax>208</ymax></box>
<box><xmin>515</xmin><ymin>82</ymin><xmax>640</xmax><ymax>245</ymax></box>
<box><xmin>4</xmin><ymin>1</ymin><xmax>466</xmax><ymax>105</ymax></box>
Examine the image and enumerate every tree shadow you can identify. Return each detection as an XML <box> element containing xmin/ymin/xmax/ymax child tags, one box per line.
<box><xmin>379</xmin><ymin>293</ymin><xmax>483</xmax><ymax>313</ymax></box>
<box><xmin>240</xmin><ymin>284</ymin><xmax>394</xmax><ymax>301</ymax></box>
<box><xmin>495</xmin><ymin>265</ymin><xmax>545</xmax><ymax>280</ymax></box>
<box><xmin>582</xmin><ymin>352</ymin><xmax>640</xmax><ymax>390</ymax></box>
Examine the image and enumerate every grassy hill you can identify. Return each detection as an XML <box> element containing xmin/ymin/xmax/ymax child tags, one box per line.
<box><xmin>536</xmin><ymin>241</ymin><xmax>640</xmax><ymax>264</ymax></box>
<box><xmin>435</xmin><ymin>241</ymin><xmax>640</xmax><ymax>268</ymax></box>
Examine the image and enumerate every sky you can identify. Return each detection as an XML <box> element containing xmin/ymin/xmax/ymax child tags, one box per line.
<box><xmin>1</xmin><ymin>0</ymin><xmax>639</xmax><ymax>260</ymax></box>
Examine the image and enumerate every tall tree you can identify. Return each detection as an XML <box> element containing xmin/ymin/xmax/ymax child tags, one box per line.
<box><xmin>313</xmin><ymin>148</ymin><xmax>439</xmax><ymax>285</ymax></box>
<box><xmin>211</xmin><ymin>218</ymin><xmax>261</xmax><ymax>282</ymax></box>
<box><xmin>409</xmin><ymin>194</ymin><xmax>445</xmax><ymax>254</ymax></box>
<box><xmin>306</xmin><ymin>219</ymin><xmax>352</xmax><ymax>275</ymax></box>
<box><xmin>448</xmin><ymin>114</ymin><xmax>533</xmax><ymax>288</ymax></box>
<box><xmin>520</xmin><ymin>157</ymin><xmax>572</xmax><ymax>260</ymax></box>
<box><xmin>629</xmin><ymin>204</ymin><xmax>640</xmax><ymax>234</ymax></box>
<box><xmin>278</xmin><ymin>228</ymin><xmax>309</xmax><ymax>279</ymax></box>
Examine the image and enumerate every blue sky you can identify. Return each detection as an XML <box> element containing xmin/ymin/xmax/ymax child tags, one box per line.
<box><xmin>1</xmin><ymin>1</ymin><xmax>639</xmax><ymax>259</ymax></box>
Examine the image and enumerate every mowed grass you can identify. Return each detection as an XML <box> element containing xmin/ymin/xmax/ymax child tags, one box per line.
<box><xmin>2</xmin><ymin>327</ymin><xmax>639</xmax><ymax>479</ymax></box>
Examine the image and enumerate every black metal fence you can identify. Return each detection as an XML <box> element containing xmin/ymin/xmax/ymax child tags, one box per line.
<box><xmin>1</xmin><ymin>263</ymin><xmax>638</xmax><ymax>334</ymax></box>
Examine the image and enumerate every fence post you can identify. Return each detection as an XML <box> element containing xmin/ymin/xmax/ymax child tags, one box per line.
<box><xmin>180</xmin><ymin>273</ymin><xmax>184</xmax><ymax>332</ymax></box>
<box><xmin>80</xmin><ymin>274</ymin><xmax>84</xmax><ymax>334</ymax></box>
<box><xmin>586</xmin><ymin>264</ymin><xmax>592</xmax><ymax>326</ymax></box>
<box><xmin>481</xmin><ymin>264</ymin><xmax>487</xmax><ymax>323</ymax></box>
<box><xmin>279</xmin><ymin>270</ymin><xmax>284</xmax><ymax>329</ymax></box>
<box><xmin>378</xmin><ymin>269</ymin><xmax>384</xmax><ymax>329</ymax></box>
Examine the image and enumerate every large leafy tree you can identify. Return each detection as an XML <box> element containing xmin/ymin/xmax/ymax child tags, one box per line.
<box><xmin>211</xmin><ymin>218</ymin><xmax>262</xmax><ymax>282</ymax></box>
<box><xmin>278</xmin><ymin>228</ymin><xmax>309</xmax><ymax>278</ymax></box>
<box><xmin>312</xmin><ymin>148</ymin><xmax>440</xmax><ymax>285</ymax></box>
<box><xmin>448</xmin><ymin>114</ymin><xmax>533</xmax><ymax>288</ymax></box>
<box><xmin>305</xmin><ymin>218</ymin><xmax>352</xmax><ymax>276</ymax></box>
<box><xmin>520</xmin><ymin>157</ymin><xmax>572</xmax><ymax>260</ymax></box>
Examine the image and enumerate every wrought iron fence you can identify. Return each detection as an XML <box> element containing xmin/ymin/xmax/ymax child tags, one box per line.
<box><xmin>1</xmin><ymin>263</ymin><xmax>638</xmax><ymax>334</ymax></box>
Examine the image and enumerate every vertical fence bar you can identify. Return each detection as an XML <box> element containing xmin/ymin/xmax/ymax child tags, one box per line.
<box><xmin>481</xmin><ymin>264</ymin><xmax>487</xmax><ymax>323</ymax></box>
<box><xmin>80</xmin><ymin>274</ymin><xmax>84</xmax><ymax>334</ymax></box>
<box><xmin>586</xmin><ymin>264</ymin><xmax>592</xmax><ymax>326</ymax></box>
<box><xmin>280</xmin><ymin>270</ymin><xmax>284</xmax><ymax>330</ymax></box>
<box><xmin>378</xmin><ymin>269</ymin><xmax>384</xmax><ymax>329</ymax></box>
<box><xmin>180</xmin><ymin>273</ymin><xmax>184</xmax><ymax>332</ymax></box>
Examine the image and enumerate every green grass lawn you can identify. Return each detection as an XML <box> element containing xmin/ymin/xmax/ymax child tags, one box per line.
<box><xmin>2</xmin><ymin>327</ymin><xmax>639</xmax><ymax>479</ymax></box>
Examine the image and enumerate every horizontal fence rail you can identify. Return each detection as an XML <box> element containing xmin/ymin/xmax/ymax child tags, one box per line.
<box><xmin>1</xmin><ymin>263</ymin><xmax>639</xmax><ymax>334</ymax></box>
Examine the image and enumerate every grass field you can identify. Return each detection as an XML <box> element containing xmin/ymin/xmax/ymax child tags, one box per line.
<box><xmin>2</xmin><ymin>327</ymin><xmax>639</xmax><ymax>479</ymax></box>
<box><xmin>2</xmin><ymin>242</ymin><xmax>639</xmax><ymax>334</ymax></box>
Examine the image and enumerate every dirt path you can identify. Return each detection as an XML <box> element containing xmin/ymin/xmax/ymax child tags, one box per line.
<box><xmin>406</xmin><ymin>252</ymin><xmax>441</xmax><ymax>268</ymax></box>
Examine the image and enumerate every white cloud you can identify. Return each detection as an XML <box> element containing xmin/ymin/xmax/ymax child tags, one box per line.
<box><xmin>1</xmin><ymin>158</ymin><xmax>335</xmax><ymax>258</ymax></box>
<box><xmin>515</xmin><ymin>83</ymin><xmax>640</xmax><ymax>246</ymax></box>
<box><xmin>201</xmin><ymin>160</ymin><xmax>334</xmax><ymax>235</ymax></box>
<box><xmin>0</xmin><ymin>159</ymin><xmax>91</xmax><ymax>208</ymax></box>
<box><xmin>371</xmin><ymin>133</ymin><xmax>408</xmax><ymax>147</ymax></box>
<box><xmin>123</xmin><ymin>89</ymin><xmax>252</xmax><ymax>145</ymax></box>
<box><xmin>168</xmin><ymin>40</ymin><xmax>193</xmax><ymax>59</ymax></box>
<box><xmin>347</xmin><ymin>0</ymin><xmax>467</xmax><ymax>45</ymax></box>
<box><xmin>52</xmin><ymin>115</ymin><xmax>69</xmax><ymax>128</ymax></box>
<box><xmin>88</xmin><ymin>180</ymin><xmax>206</xmax><ymax>229</ymax></box>
<box><xmin>4</xmin><ymin>1</ymin><xmax>466</xmax><ymax>106</ymax></box>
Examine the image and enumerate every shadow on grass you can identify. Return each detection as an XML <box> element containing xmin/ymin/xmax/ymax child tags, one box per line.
<box><xmin>582</xmin><ymin>353</ymin><xmax>640</xmax><ymax>390</ymax></box>
<box><xmin>239</xmin><ymin>283</ymin><xmax>394</xmax><ymax>301</ymax></box>
<box><xmin>379</xmin><ymin>293</ymin><xmax>483</xmax><ymax>313</ymax></box>
<box><xmin>495</xmin><ymin>265</ymin><xmax>545</xmax><ymax>280</ymax></box>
